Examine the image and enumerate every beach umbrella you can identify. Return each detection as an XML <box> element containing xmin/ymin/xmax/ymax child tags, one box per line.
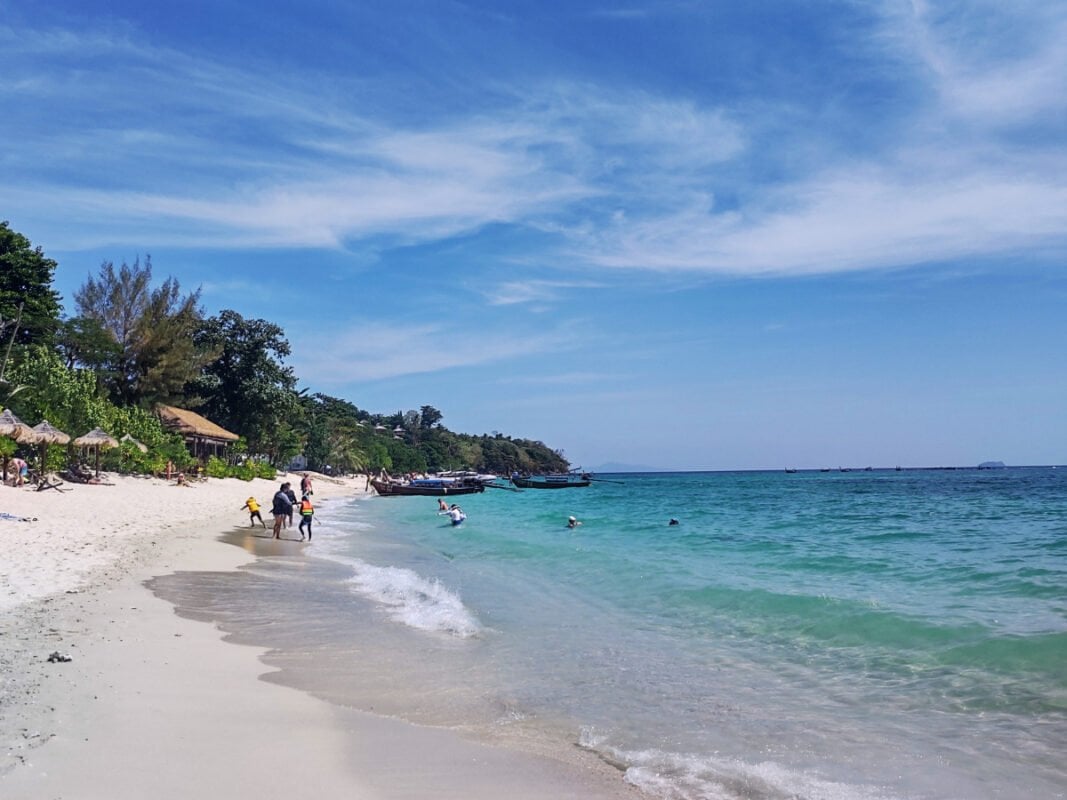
<box><xmin>0</xmin><ymin>409</ymin><xmax>34</xmax><ymax>484</ymax></box>
<box><xmin>120</xmin><ymin>433</ymin><xmax>149</xmax><ymax>453</ymax></box>
<box><xmin>74</xmin><ymin>427</ymin><xmax>119</xmax><ymax>477</ymax></box>
<box><xmin>31</xmin><ymin>420</ymin><xmax>71</xmax><ymax>485</ymax></box>
<box><xmin>0</xmin><ymin>408</ymin><xmax>34</xmax><ymax>442</ymax></box>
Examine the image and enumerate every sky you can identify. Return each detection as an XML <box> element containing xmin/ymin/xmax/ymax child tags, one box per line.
<box><xmin>2</xmin><ymin>0</ymin><xmax>1065</xmax><ymax>470</ymax></box>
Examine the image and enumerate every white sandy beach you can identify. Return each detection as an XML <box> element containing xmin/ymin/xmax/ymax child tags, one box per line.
<box><xmin>0</xmin><ymin>472</ymin><xmax>631</xmax><ymax>799</ymax></box>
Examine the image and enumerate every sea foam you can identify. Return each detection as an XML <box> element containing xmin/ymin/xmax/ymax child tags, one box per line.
<box><xmin>345</xmin><ymin>561</ymin><xmax>481</xmax><ymax>638</ymax></box>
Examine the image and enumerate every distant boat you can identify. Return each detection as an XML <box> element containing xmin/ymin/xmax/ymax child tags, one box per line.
<box><xmin>785</xmin><ymin>468</ymin><xmax>797</xmax><ymax>473</ymax></box>
<box><xmin>820</xmin><ymin>468</ymin><xmax>831</xmax><ymax>473</ymax></box>
<box><xmin>438</xmin><ymin>469</ymin><xmax>498</xmax><ymax>484</ymax></box>
<box><xmin>371</xmin><ymin>477</ymin><xmax>485</xmax><ymax>497</ymax></box>
<box><xmin>511</xmin><ymin>473</ymin><xmax>591</xmax><ymax>489</ymax></box>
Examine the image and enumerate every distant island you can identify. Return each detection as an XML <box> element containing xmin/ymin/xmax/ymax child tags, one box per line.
<box><xmin>978</xmin><ymin>461</ymin><xmax>1007</xmax><ymax>469</ymax></box>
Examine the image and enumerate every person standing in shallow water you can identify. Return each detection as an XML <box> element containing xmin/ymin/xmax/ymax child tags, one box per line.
<box><xmin>272</xmin><ymin>483</ymin><xmax>293</xmax><ymax>539</ymax></box>
<box><xmin>283</xmin><ymin>482</ymin><xmax>298</xmax><ymax>528</ymax></box>
<box><xmin>241</xmin><ymin>496</ymin><xmax>266</xmax><ymax>528</ymax></box>
<box><xmin>298</xmin><ymin>493</ymin><xmax>315</xmax><ymax>540</ymax></box>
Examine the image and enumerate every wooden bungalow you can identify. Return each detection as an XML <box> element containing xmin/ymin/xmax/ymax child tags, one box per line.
<box><xmin>156</xmin><ymin>405</ymin><xmax>239</xmax><ymax>461</ymax></box>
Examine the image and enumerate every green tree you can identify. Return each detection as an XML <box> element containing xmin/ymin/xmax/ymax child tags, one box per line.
<box><xmin>419</xmin><ymin>405</ymin><xmax>443</xmax><ymax>430</ymax></box>
<box><xmin>297</xmin><ymin>393</ymin><xmax>369</xmax><ymax>473</ymax></box>
<box><xmin>0</xmin><ymin>221</ymin><xmax>63</xmax><ymax>351</ymax></box>
<box><xmin>7</xmin><ymin>346</ymin><xmax>108</xmax><ymax>435</ymax></box>
<box><xmin>56</xmin><ymin>316</ymin><xmax>123</xmax><ymax>371</ymax></box>
<box><xmin>191</xmin><ymin>310</ymin><xmax>298</xmax><ymax>459</ymax></box>
<box><xmin>74</xmin><ymin>257</ymin><xmax>210</xmax><ymax>407</ymax></box>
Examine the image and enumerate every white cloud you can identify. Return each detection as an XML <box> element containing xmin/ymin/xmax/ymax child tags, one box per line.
<box><xmin>579</xmin><ymin>155</ymin><xmax>1067</xmax><ymax>274</ymax></box>
<box><xmin>4</xmin><ymin>6</ymin><xmax>1065</xmax><ymax>280</ymax></box>
<box><xmin>483</xmin><ymin>279</ymin><xmax>605</xmax><ymax>306</ymax></box>
<box><xmin>876</xmin><ymin>0</ymin><xmax>1067</xmax><ymax>125</ymax></box>
<box><xmin>289</xmin><ymin>322</ymin><xmax>576</xmax><ymax>384</ymax></box>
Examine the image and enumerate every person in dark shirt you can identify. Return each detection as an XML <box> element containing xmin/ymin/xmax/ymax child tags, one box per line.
<box><xmin>272</xmin><ymin>483</ymin><xmax>293</xmax><ymax>539</ymax></box>
<box><xmin>283</xmin><ymin>482</ymin><xmax>298</xmax><ymax>528</ymax></box>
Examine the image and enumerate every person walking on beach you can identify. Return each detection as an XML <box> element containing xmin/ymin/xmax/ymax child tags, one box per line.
<box><xmin>298</xmin><ymin>493</ymin><xmax>315</xmax><ymax>540</ymax></box>
<box><xmin>272</xmin><ymin>483</ymin><xmax>293</xmax><ymax>539</ymax></box>
<box><xmin>241</xmin><ymin>496</ymin><xmax>266</xmax><ymax>528</ymax></box>
<box><xmin>283</xmin><ymin>482</ymin><xmax>297</xmax><ymax>528</ymax></box>
<box><xmin>300</xmin><ymin>472</ymin><xmax>313</xmax><ymax>496</ymax></box>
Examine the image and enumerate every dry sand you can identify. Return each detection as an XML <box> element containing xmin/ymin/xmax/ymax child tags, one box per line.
<box><xmin>0</xmin><ymin>472</ymin><xmax>633</xmax><ymax>799</ymax></box>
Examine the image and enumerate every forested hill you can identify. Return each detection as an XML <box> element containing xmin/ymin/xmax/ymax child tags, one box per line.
<box><xmin>0</xmin><ymin>221</ymin><xmax>569</xmax><ymax>476</ymax></box>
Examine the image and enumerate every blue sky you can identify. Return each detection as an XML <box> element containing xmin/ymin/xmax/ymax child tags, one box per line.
<box><xmin>3</xmin><ymin>1</ymin><xmax>1065</xmax><ymax>470</ymax></box>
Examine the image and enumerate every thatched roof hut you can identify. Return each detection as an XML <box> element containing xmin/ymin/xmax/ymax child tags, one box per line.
<box><xmin>156</xmin><ymin>405</ymin><xmax>238</xmax><ymax>460</ymax></box>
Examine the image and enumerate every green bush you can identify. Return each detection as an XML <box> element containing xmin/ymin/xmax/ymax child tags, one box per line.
<box><xmin>204</xmin><ymin>455</ymin><xmax>230</xmax><ymax>478</ymax></box>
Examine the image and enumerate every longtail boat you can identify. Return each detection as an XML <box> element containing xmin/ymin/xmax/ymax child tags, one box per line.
<box><xmin>510</xmin><ymin>473</ymin><xmax>591</xmax><ymax>489</ymax></box>
<box><xmin>371</xmin><ymin>477</ymin><xmax>486</xmax><ymax>497</ymax></box>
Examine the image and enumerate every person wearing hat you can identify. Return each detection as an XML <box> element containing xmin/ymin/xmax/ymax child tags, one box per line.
<box><xmin>567</xmin><ymin>516</ymin><xmax>582</xmax><ymax>528</ymax></box>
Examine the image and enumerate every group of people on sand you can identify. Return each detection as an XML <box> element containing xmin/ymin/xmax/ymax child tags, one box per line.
<box><xmin>240</xmin><ymin>473</ymin><xmax>315</xmax><ymax>541</ymax></box>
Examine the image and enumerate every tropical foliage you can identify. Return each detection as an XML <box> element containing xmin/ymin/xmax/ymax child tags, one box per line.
<box><xmin>0</xmin><ymin>222</ymin><xmax>569</xmax><ymax>477</ymax></box>
<box><xmin>0</xmin><ymin>221</ymin><xmax>63</xmax><ymax>351</ymax></box>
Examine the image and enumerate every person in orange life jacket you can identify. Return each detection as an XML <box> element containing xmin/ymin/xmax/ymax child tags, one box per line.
<box><xmin>298</xmin><ymin>493</ymin><xmax>315</xmax><ymax>541</ymax></box>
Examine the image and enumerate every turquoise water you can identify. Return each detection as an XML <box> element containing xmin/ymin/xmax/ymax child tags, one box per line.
<box><xmin>154</xmin><ymin>468</ymin><xmax>1067</xmax><ymax>799</ymax></box>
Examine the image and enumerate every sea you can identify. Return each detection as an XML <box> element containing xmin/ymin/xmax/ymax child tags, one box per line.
<box><xmin>150</xmin><ymin>468</ymin><xmax>1067</xmax><ymax>799</ymax></box>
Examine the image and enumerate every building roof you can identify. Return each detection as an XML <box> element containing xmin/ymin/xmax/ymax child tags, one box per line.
<box><xmin>156</xmin><ymin>405</ymin><xmax>239</xmax><ymax>442</ymax></box>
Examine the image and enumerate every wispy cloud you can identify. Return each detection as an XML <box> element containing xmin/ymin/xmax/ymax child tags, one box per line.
<box><xmin>289</xmin><ymin>322</ymin><xmax>579</xmax><ymax>384</ymax></box>
<box><xmin>577</xmin><ymin>154</ymin><xmax>1067</xmax><ymax>274</ymax></box>
<box><xmin>483</xmin><ymin>279</ymin><xmax>606</xmax><ymax>306</ymax></box>
<box><xmin>495</xmin><ymin>371</ymin><xmax>623</xmax><ymax>386</ymax></box>
<box><xmin>874</xmin><ymin>0</ymin><xmax>1067</xmax><ymax>125</ymax></box>
<box><xmin>3</xmin><ymin>4</ymin><xmax>1065</xmax><ymax>280</ymax></box>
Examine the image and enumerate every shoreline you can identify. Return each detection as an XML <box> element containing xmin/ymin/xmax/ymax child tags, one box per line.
<box><xmin>0</xmin><ymin>473</ymin><xmax>633</xmax><ymax>799</ymax></box>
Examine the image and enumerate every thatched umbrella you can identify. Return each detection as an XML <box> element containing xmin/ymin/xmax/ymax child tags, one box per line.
<box><xmin>120</xmin><ymin>433</ymin><xmax>149</xmax><ymax>453</ymax></box>
<box><xmin>31</xmin><ymin>420</ymin><xmax>71</xmax><ymax>485</ymax></box>
<box><xmin>0</xmin><ymin>408</ymin><xmax>34</xmax><ymax>484</ymax></box>
<box><xmin>0</xmin><ymin>408</ymin><xmax>33</xmax><ymax>441</ymax></box>
<box><xmin>75</xmin><ymin>427</ymin><xmax>119</xmax><ymax>478</ymax></box>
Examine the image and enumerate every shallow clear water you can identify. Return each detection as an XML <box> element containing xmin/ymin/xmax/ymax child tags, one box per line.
<box><xmin>152</xmin><ymin>468</ymin><xmax>1067</xmax><ymax>799</ymax></box>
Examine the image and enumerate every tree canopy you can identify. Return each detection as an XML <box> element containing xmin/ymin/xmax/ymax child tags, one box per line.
<box><xmin>0</xmin><ymin>220</ymin><xmax>63</xmax><ymax>350</ymax></box>
<box><xmin>0</xmin><ymin>221</ymin><xmax>572</xmax><ymax>475</ymax></box>
<box><xmin>73</xmin><ymin>257</ymin><xmax>211</xmax><ymax>407</ymax></box>
<box><xmin>190</xmin><ymin>310</ymin><xmax>299</xmax><ymax>459</ymax></box>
